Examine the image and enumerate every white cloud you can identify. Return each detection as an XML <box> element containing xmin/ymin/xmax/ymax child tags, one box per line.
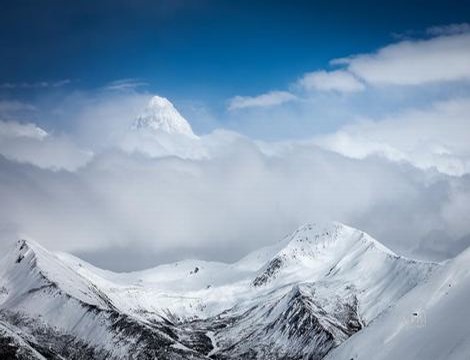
<box><xmin>0</xmin><ymin>86</ymin><xmax>469</xmax><ymax>270</ymax></box>
<box><xmin>50</xmin><ymin>90</ymin><xmax>151</xmax><ymax>150</ymax></box>
<box><xmin>427</xmin><ymin>23</ymin><xmax>470</xmax><ymax>36</ymax></box>
<box><xmin>0</xmin><ymin>120</ymin><xmax>47</xmax><ymax>140</ymax></box>
<box><xmin>0</xmin><ymin>100</ymin><xmax>37</xmax><ymax>114</ymax></box>
<box><xmin>0</xmin><ymin>79</ymin><xmax>71</xmax><ymax>89</ymax></box>
<box><xmin>0</xmin><ymin>132</ymin><xmax>468</xmax><ymax>269</ymax></box>
<box><xmin>314</xmin><ymin>98</ymin><xmax>470</xmax><ymax>176</ymax></box>
<box><xmin>226</xmin><ymin>25</ymin><xmax>470</xmax><ymax>128</ymax></box>
<box><xmin>441</xmin><ymin>180</ymin><xmax>470</xmax><ymax>239</ymax></box>
<box><xmin>336</xmin><ymin>32</ymin><xmax>470</xmax><ymax>85</ymax></box>
<box><xmin>229</xmin><ymin>28</ymin><xmax>470</xmax><ymax>109</ymax></box>
<box><xmin>104</xmin><ymin>78</ymin><xmax>148</xmax><ymax>91</ymax></box>
<box><xmin>228</xmin><ymin>91</ymin><xmax>297</xmax><ymax>110</ymax></box>
<box><xmin>298</xmin><ymin>70</ymin><xmax>365</xmax><ymax>93</ymax></box>
<box><xmin>0</xmin><ymin>120</ymin><xmax>92</xmax><ymax>171</ymax></box>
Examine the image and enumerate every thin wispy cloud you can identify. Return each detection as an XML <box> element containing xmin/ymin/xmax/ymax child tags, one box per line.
<box><xmin>0</xmin><ymin>120</ymin><xmax>47</xmax><ymax>140</ymax></box>
<box><xmin>0</xmin><ymin>119</ymin><xmax>91</xmax><ymax>171</ymax></box>
<box><xmin>0</xmin><ymin>79</ymin><xmax>71</xmax><ymax>89</ymax></box>
<box><xmin>228</xmin><ymin>91</ymin><xmax>297</xmax><ymax>111</ymax></box>
<box><xmin>0</xmin><ymin>100</ymin><xmax>36</xmax><ymax>114</ymax></box>
<box><xmin>298</xmin><ymin>70</ymin><xmax>365</xmax><ymax>93</ymax></box>
<box><xmin>0</xmin><ymin>100</ymin><xmax>38</xmax><ymax>123</ymax></box>
<box><xmin>426</xmin><ymin>22</ymin><xmax>470</xmax><ymax>36</ymax></box>
<box><xmin>104</xmin><ymin>78</ymin><xmax>149</xmax><ymax>91</ymax></box>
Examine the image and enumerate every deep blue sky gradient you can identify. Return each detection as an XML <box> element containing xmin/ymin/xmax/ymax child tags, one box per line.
<box><xmin>2</xmin><ymin>0</ymin><xmax>470</xmax><ymax>102</ymax></box>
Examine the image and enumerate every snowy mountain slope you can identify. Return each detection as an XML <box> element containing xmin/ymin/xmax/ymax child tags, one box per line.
<box><xmin>325</xmin><ymin>246</ymin><xmax>470</xmax><ymax>360</ymax></box>
<box><xmin>174</xmin><ymin>223</ymin><xmax>438</xmax><ymax>359</ymax></box>
<box><xmin>0</xmin><ymin>320</ymin><xmax>49</xmax><ymax>360</ymax></box>
<box><xmin>0</xmin><ymin>240</ymin><xmax>207</xmax><ymax>359</ymax></box>
<box><xmin>251</xmin><ymin>223</ymin><xmax>437</xmax><ymax>322</ymax></box>
<box><xmin>191</xmin><ymin>282</ymin><xmax>363</xmax><ymax>359</ymax></box>
<box><xmin>0</xmin><ymin>222</ymin><xmax>451</xmax><ymax>359</ymax></box>
<box><xmin>56</xmin><ymin>223</ymin><xmax>436</xmax><ymax>323</ymax></box>
<box><xmin>0</xmin><ymin>239</ymin><xmax>114</xmax><ymax>310</ymax></box>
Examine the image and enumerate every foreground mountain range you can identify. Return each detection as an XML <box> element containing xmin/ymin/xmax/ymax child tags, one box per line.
<box><xmin>1</xmin><ymin>222</ymin><xmax>469</xmax><ymax>359</ymax></box>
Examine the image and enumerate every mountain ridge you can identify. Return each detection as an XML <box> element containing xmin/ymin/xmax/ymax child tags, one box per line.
<box><xmin>0</xmin><ymin>222</ymin><xmax>457</xmax><ymax>359</ymax></box>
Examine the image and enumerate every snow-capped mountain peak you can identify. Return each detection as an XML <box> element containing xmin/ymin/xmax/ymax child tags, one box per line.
<box><xmin>286</xmin><ymin>222</ymin><xmax>395</xmax><ymax>254</ymax></box>
<box><xmin>2</xmin><ymin>238</ymin><xmax>51</xmax><ymax>272</ymax></box>
<box><xmin>120</xmin><ymin>95</ymin><xmax>208</xmax><ymax>159</ymax></box>
<box><xmin>132</xmin><ymin>95</ymin><xmax>197</xmax><ymax>138</ymax></box>
<box><xmin>250</xmin><ymin>222</ymin><xmax>401</xmax><ymax>287</ymax></box>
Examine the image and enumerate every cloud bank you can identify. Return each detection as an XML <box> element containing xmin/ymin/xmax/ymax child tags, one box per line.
<box><xmin>0</xmin><ymin>91</ymin><xmax>469</xmax><ymax>271</ymax></box>
<box><xmin>1</xmin><ymin>25</ymin><xmax>470</xmax><ymax>271</ymax></box>
<box><xmin>314</xmin><ymin>98</ymin><xmax>470</xmax><ymax>176</ymax></box>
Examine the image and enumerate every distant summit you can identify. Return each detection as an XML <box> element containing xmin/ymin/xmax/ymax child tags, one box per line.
<box><xmin>132</xmin><ymin>95</ymin><xmax>197</xmax><ymax>138</ymax></box>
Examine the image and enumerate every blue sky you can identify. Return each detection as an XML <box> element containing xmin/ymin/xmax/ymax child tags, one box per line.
<box><xmin>1</xmin><ymin>0</ymin><xmax>470</xmax><ymax>135</ymax></box>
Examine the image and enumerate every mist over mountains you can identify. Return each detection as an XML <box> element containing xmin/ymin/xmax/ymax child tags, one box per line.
<box><xmin>0</xmin><ymin>95</ymin><xmax>469</xmax><ymax>272</ymax></box>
